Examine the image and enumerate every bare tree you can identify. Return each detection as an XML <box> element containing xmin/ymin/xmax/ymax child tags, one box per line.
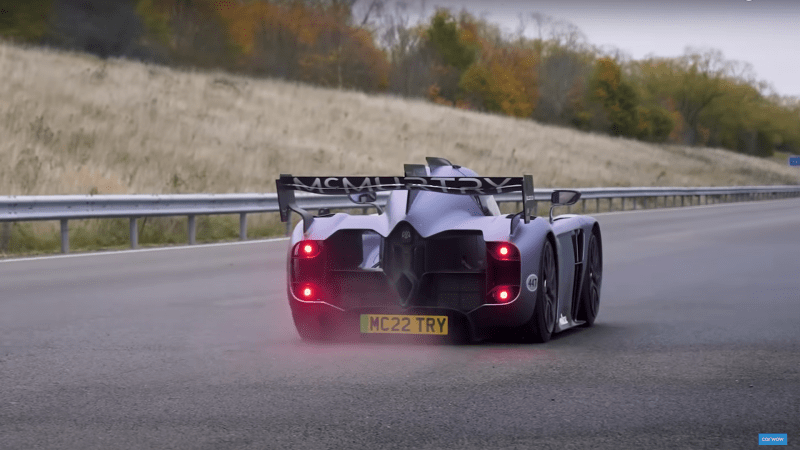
<box><xmin>352</xmin><ymin>0</ymin><xmax>386</xmax><ymax>27</ymax></box>
<box><xmin>535</xmin><ymin>49</ymin><xmax>592</xmax><ymax>124</ymax></box>
<box><xmin>375</xmin><ymin>0</ymin><xmax>438</xmax><ymax>97</ymax></box>
<box><xmin>528</xmin><ymin>12</ymin><xmax>553</xmax><ymax>42</ymax></box>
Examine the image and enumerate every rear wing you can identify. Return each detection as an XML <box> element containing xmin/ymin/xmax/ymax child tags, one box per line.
<box><xmin>276</xmin><ymin>174</ymin><xmax>536</xmax><ymax>233</ymax></box>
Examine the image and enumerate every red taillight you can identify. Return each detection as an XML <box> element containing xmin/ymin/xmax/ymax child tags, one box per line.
<box><xmin>294</xmin><ymin>283</ymin><xmax>317</xmax><ymax>300</ymax></box>
<box><xmin>294</xmin><ymin>240</ymin><xmax>321</xmax><ymax>258</ymax></box>
<box><xmin>490</xmin><ymin>242</ymin><xmax>519</xmax><ymax>261</ymax></box>
<box><xmin>490</xmin><ymin>285</ymin><xmax>517</xmax><ymax>303</ymax></box>
<box><xmin>486</xmin><ymin>242</ymin><xmax>520</xmax><ymax>304</ymax></box>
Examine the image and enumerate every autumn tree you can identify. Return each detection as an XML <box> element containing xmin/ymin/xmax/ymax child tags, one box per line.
<box><xmin>459</xmin><ymin>44</ymin><xmax>538</xmax><ymax>118</ymax></box>
<box><xmin>214</xmin><ymin>0</ymin><xmax>388</xmax><ymax>91</ymax></box>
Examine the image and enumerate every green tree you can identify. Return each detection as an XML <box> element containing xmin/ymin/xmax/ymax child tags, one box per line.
<box><xmin>589</xmin><ymin>57</ymin><xmax>639</xmax><ymax>137</ymax></box>
<box><xmin>426</xmin><ymin>10</ymin><xmax>476</xmax><ymax>71</ymax></box>
<box><xmin>0</xmin><ymin>0</ymin><xmax>52</xmax><ymax>42</ymax></box>
<box><xmin>638</xmin><ymin>49</ymin><xmax>730</xmax><ymax>145</ymax></box>
<box><xmin>635</xmin><ymin>105</ymin><xmax>674</xmax><ymax>142</ymax></box>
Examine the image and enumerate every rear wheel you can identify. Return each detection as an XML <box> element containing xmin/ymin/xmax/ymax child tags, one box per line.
<box><xmin>519</xmin><ymin>239</ymin><xmax>558</xmax><ymax>343</ymax></box>
<box><xmin>578</xmin><ymin>232</ymin><xmax>602</xmax><ymax>326</ymax></box>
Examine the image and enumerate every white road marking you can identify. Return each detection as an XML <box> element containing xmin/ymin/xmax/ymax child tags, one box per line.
<box><xmin>0</xmin><ymin>237</ymin><xmax>290</xmax><ymax>263</ymax></box>
<box><xmin>587</xmin><ymin>197</ymin><xmax>798</xmax><ymax>217</ymax></box>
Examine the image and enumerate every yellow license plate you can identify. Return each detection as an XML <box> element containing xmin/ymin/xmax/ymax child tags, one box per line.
<box><xmin>360</xmin><ymin>314</ymin><xmax>448</xmax><ymax>335</ymax></box>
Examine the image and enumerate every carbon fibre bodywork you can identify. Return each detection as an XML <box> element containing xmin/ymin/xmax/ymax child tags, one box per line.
<box><xmin>280</xmin><ymin>160</ymin><xmax>602</xmax><ymax>342</ymax></box>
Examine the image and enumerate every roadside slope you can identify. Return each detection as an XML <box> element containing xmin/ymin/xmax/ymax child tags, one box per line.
<box><xmin>1</xmin><ymin>41</ymin><xmax>797</xmax><ymax>197</ymax></box>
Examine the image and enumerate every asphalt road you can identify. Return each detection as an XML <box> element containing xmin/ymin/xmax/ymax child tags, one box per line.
<box><xmin>1</xmin><ymin>199</ymin><xmax>799</xmax><ymax>449</ymax></box>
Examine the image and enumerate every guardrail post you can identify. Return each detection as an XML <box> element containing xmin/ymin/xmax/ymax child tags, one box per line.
<box><xmin>60</xmin><ymin>219</ymin><xmax>69</xmax><ymax>253</ymax></box>
<box><xmin>533</xmin><ymin>201</ymin><xmax>538</xmax><ymax>216</ymax></box>
<box><xmin>632</xmin><ymin>198</ymin><xmax>637</xmax><ymax>210</ymax></box>
<box><xmin>621</xmin><ymin>197</ymin><xmax>625</xmax><ymax>210</ymax></box>
<box><xmin>188</xmin><ymin>215</ymin><xmax>196</xmax><ymax>245</ymax></box>
<box><xmin>642</xmin><ymin>197</ymin><xmax>647</xmax><ymax>209</ymax></box>
<box><xmin>582</xmin><ymin>199</ymin><xmax>586</xmax><ymax>213</ymax></box>
<box><xmin>0</xmin><ymin>222</ymin><xmax>9</xmax><ymax>253</ymax></box>
<box><xmin>595</xmin><ymin>198</ymin><xmax>599</xmax><ymax>212</ymax></box>
<box><xmin>239</xmin><ymin>213</ymin><xmax>247</xmax><ymax>241</ymax></box>
<box><xmin>130</xmin><ymin>217</ymin><xmax>138</xmax><ymax>249</ymax></box>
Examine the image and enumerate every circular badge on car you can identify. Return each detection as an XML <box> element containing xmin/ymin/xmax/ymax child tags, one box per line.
<box><xmin>525</xmin><ymin>274</ymin><xmax>538</xmax><ymax>292</ymax></box>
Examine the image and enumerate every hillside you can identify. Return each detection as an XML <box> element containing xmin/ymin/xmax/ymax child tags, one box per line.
<box><xmin>1</xmin><ymin>41</ymin><xmax>798</xmax><ymax>198</ymax></box>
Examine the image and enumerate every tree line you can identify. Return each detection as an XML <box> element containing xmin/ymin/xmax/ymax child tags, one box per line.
<box><xmin>2</xmin><ymin>0</ymin><xmax>799</xmax><ymax>156</ymax></box>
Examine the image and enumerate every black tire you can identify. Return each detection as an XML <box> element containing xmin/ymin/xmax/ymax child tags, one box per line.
<box><xmin>519</xmin><ymin>239</ymin><xmax>558</xmax><ymax>343</ymax></box>
<box><xmin>578</xmin><ymin>231</ymin><xmax>602</xmax><ymax>327</ymax></box>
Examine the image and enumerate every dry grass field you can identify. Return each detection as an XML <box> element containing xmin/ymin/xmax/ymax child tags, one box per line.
<box><xmin>2</xmin><ymin>41</ymin><xmax>798</xmax><ymax>198</ymax></box>
<box><xmin>1</xmin><ymin>41</ymin><xmax>798</xmax><ymax>255</ymax></box>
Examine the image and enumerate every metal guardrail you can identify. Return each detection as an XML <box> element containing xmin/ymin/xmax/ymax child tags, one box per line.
<box><xmin>1</xmin><ymin>186</ymin><xmax>799</xmax><ymax>253</ymax></box>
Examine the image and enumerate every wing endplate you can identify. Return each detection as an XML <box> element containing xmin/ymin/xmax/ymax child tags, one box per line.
<box><xmin>522</xmin><ymin>174</ymin><xmax>535</xmax><ymax>224</ymax></box>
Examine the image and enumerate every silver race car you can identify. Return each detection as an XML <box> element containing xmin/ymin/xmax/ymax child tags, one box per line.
<box><xmin>276</xmin><ymin>157</ymin><xmax>602</xmax><ymax>343</ymax></box>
